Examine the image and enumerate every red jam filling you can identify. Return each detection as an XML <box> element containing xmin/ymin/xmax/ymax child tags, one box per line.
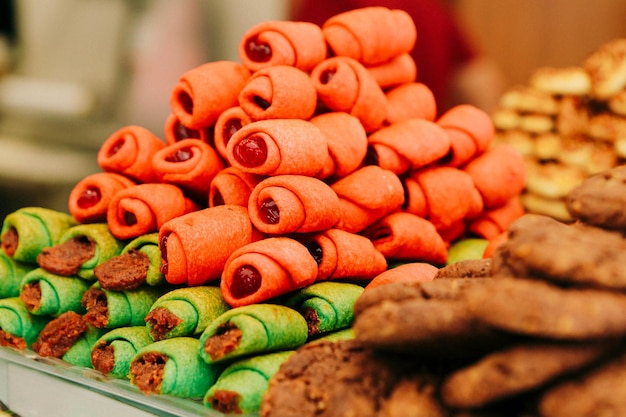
<box><xmin>77</xmin><ymin>187</ymin><xmax>101</xmax><ymax>209</ymax></box>
<box><xmin>124</xmin><ymin>211</ymin><xmax>138</xmax><ymax>226</ymax></box>
<box><xmin>178</xmin><ymin>91</ymin><xmax>194</xmax><ymax>115</ymax></box>
<box><xmin>107</xmin><ymin>138</ymin><xmax>125</xmax><ymax>157</ymax></box>
<box><xmin>230</xmin><ymin>265</ymin><xmax>262</xmax><ymax>299</ymax></box>
<box><xmin>320</xmin><ymin>67</ymin><xmax>337</xmax><ymax>84</ymax></box>
<box><xmin>303</xmin><ymin>240</ymin><xmax>323</xmax><ymax>266</ymax></box>
<box><xmin>212</xmin><ymin>190</ymin><xmax>225</xmax><ymax>207</ymax></box>
<box><xmin>245</xmin><ymin>36</ymin><xmax>272</xmax><ymax>62</ymax></box>
<box><xmin>165</xmin><ymin>147</ymin><xmax>193</xmax><ymax>163</ymax></box>
<box><xmin>259</xmin><ymin>199</ymin><xmax>280</xmax><ymax>224</ymax></box>
<box><xmin>222</xmin><ymin>119</ymin><xmax>243</xmax><ymax>147</ymax></box>
<box><xmin>233</xmin><ymin>135</ymin><xmax>267</xmax><ymax>167</ymax></box>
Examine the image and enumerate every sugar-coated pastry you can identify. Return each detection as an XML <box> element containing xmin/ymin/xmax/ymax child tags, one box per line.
<box><xmin>198</xmin><ymin>304</ymin><xmax>308</xmax><ymax>365</ymax></box>
<box><xmin>97</xmin><ymin>125</ymin><xmax>166</xmax><ymax>184</ymax></box>
<box><xmin>238</xmin><ymin>20</ymin><xmax>327</xmax><ymax>72</ymax></box>
<box><xmin>170</xmin><ymin>60</ymin><xmax>251</xmax><ymax>129</ymax></box>
<box><xmin>145</xmin><ymin>286</ymin><xmax>231</xmax><ymax>341</ymax></box>
<box><xmin>130</xmin><ymin>337</ymin><xmax>221</xmax><ymax>398</ymax></box>
<box><xmin>529</xmin><ymin>66</ymin><xmax>592</xmax><ymax>96</ymax></box>
<box><xmin>1</xmin><ymin>207</ymin><xmax>77</xmax><ymax>264</ymax></box>
<box><xmin>583</xmin><ymin>38</ymin><xmax>626</xmax><ymax>99</ymax></box>
<box><xmin>20</xmin><ymin>267</ymin><xmax>91</xmax><ymax>316</ymax></box>
<box><xmin>36</xmin><ymin>223</ymin><xmax>126</xmax><ymax>281</ymax></box>
<box><xmin>0</xmin><ymin>297</ymin><xmax>50</xmax><ymax>350</ymax></box>
<box><xmin>90</xmin><ymin>326</ymin><xmax>154</xmax><ymax>378</ymax></box>
<box><xmin>204</xmin><ymin>351</ymin><xmax>294</xmax><ymax>415</ymax></box>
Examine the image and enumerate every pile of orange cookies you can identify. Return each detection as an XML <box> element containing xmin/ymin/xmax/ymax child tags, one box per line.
<box><xmin>492</xmin><ymin>38</ymin><xmax>626</xmax><ymax>222</ymax></box>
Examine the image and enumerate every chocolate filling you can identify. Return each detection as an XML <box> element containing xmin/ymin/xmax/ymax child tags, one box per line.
<box><xmin>91</xmin><ymin>341</ymin><xmax>115</xmax><ymax>375</ymax></box>
<box><xmin>0</xmin><ymin>328</ymin><xmax>26</xmax><ymax>350</ymax></box>
<box><xmin>33</xmin><ymin>311</ymin><xmax>88</xmax><ymax>358</ymax></box>
<box><xmin>37</xmin><ymin>236</ymin><xmax>96</xmax><ymax>276</ymax></box>
<box><xmin>208</xmin><ymin>390</ymin><xmax>243</xmax><ymax>414</ymax></box>
<box><xmin>204</xmin><ymin>323</ymin><xmax>243</xmax><ymax>360</ymax></box>
<box><xmin>1</xmin><ymin>226</ymin><xmax>18</xmax><ymax>257</ymax></box>
<box><xmin>82</xmin><ymin>287</ymin><xmax>109</xmax><ymax>328</ymax></box>
<box><xmin>145</xmin><ymin>307</ymin><xmax>182</xmax><ymax>341</ymax></box>
<box><xmin>94</xmin><ymin>250</ymin><xmax>150</xmax><ymax>291</ymax></box>
<box><xmin>130</xmin><ymin>351</ymin><xmax>168</xmax><ymax>394</ymax></box>
<box><xmin>20</xmin><ymin>282</ymin><xmax>42</xmax><ymax>311</ymax></box>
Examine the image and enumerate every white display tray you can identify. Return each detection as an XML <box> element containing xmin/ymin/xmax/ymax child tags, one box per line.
<box><xmin>0</xmin><ymin>346</ymin><xmax>256</xmax><ymax>417</ymax></box>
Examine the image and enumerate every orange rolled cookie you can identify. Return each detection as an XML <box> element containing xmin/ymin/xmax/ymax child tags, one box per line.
<box><xmin>226</xmin><ymin>119</ymin><xmax>329</xmax><ymax>177</ymax></box>
<box><xmin>163</xmin><ymin>113</ymin><xmax>212</xmax><ymax>145</ymax></box>
<box><xmin>467</xmin><ymin>196</ymin><xmax>525</xmax><ymax>240</ymax></box>
<box><xmin>300</xmin><ymin>228</ymin><xmax>387</xmax><ymax>281</ymax></box>
<box><xmin>247</xmin><ymin>175</ymin><xmax>340</xmax><ymax>235</ymax></box>
<box><xmin>384</xmin><ymin>82</ymin><xmax>437</xmax><ymax>124</ymax></box>
<box><xmin>97</xmin><ymin>125</ymin><xmax>166</xmax><ymax>184</ymax></box>
<box><xmin>404</xmin><ymin>166</ymin><xmax>484</xmax><ymax>232</ymax></box>
<box><xmin>366</xmin><ymin>118</ymin><xmax>451</xmax><ymax>175</ymax></box>
<box><xmin>437</xmin><ymin>104</ymin><xmax>495</xmax><ymax>166</ymax></box>
<box><xmin>170</xmin><ymin>61</ymin><xmax>251</xmax><ymax>130</ymax></box>
<box><xmin>364</xmin><ymin>262</ymin><xmax>439</xmax><ymax>291</ymax></box>
<box><xmin>483</xmin><ymin>231</ymin><xmax>508</xmax><ymax>259</ymax></box>
<box><xmin>68</xmin><ymin>172</ymin><xmax>136</xmax><ymax>224</ymax></box>
<box><xmin>238</xmin><ymin>20</ymin><xmax>327</xmax><ymax>72</ymax></box>
<box><xmin>208</xmin><ymin>167</ymin><xmax>264</xmax><ymax>208</ymax></box>
<box><xmin>330</xmin><ymin>165</ymin><xmax>405</xmax><ymax>234</ymax></box>
<box><xmin>151</xmin><ymin>139</ymin><xmax>225</xmax><ymax>199</ymax></box>
<box><xmin>367</xmin><ymin>53</ymin><xmax>417</xmax><ymax>90</ymax></box>
<box><xmin>362</xmin><ymin>212</ymin><xmax>448</xmax><ymax>265</ymax></box>
<box><xmin>238</xmin><ymin>65</ymin><xmax>317</xmax><ymax>121</ymax></box>
<box><xmin>309</xmin><ymin>112</ymin><xmax>368</xmax><ymax>179</ymax></box>
<box><xmin>159</xmin><ymin>205</ymin><xmax>263</xmax><ymax>286</ymax></box>
<box><xmin>107</xmin><ymin>183</ymin><xmax>199</xmax><ymax>240</ymax></box>
<box><xmin>220</xmin><ymin>237</ymin><xmax>318</xmax><ymax>307</ymax></box>
<box><xmin>311</xmin><ymin>56</ymin><xmax>387</xmax><ymax>132</ymax></box>
<box><xmin>213</xmin><ymin>106</ymin><xmax>252</xmax><ymax>160</ymax></box>
<box><xmin>321</xmin><ymin>7</ymin><xmax>417</xmax><ymax>66</ymax></box>
<box><xmin>463</xmin><ymin>144</ymin><xmax>527</xmax><ymax>209</ymax></box>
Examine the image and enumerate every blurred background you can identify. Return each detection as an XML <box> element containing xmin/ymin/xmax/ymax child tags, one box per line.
<box><xmin>0</xmin><ymin>0</ymin><xmax>625</xmax><ymax>219</ymax></box>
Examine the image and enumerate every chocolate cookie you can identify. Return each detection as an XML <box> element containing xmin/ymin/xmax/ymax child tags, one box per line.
<box><xmin>491</xmin><ymin>214</ymin><xmax>626</xmax><ymax>290</ymax></box>
<box><xmin>435</xmin><ymin>258</ymin><xmax>492</xmax><ymax>279</ymax></box>
<box><xmin>566</xmin><ymin>165</ymin><xmax>626</xmax><ymax>230</ymax></box>
<box><xmin>352</xmin><ymin>279</ymin><xmax>516</xmax><ymax>358</ymax></box>
<box><xmin>440</xmin><ymin>341</ymin><xmax>616</xmax><ymax>410</ymax></box>
<box><xmin>260</xmin><ymin>339</ymin><xmax>441</xmax><ymax>417</ymax></box>
<box><xmin>538</xmin><ymin>350</ymin><xmax>626</xmax><ymax>417</ymax></box>
<box><xmin>464</xmin><ymin>277</ymin><xmax>626</xmax><ymax>340</ymax></box>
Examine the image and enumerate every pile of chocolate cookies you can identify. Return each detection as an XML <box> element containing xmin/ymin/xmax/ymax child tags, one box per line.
<box><xmin>260</xmin><ymin>165</ymin><xmax>626</xmax><ymax>417</ymax></box>
<box><xmin>491</xmin><ymin>38</ymin><xmax>626</xmax><ymax>222</ymax></box>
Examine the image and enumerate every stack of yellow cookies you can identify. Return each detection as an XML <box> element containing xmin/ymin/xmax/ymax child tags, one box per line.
<box><xmin>492</xmin><ymin>38</ymin><xmax>626</xmax><ymax>221</ymax></box>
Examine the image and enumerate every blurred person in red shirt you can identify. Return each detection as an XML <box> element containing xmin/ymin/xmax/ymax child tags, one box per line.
<box><xmin>290</xmin><ymin>0</ymin><xmax>506</xmax><ymax>115</ymax></box>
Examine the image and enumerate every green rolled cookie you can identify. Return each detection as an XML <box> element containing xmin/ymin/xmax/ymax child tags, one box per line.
<box><xmin>130</xmin><ymin>337</ymin><xmax>221</xmax><ymax>399</ymax></box>
<box><xmin>62</xmin><ymin>324</ymin><xmax>108</xmax><ymax>368</ymax></box>
<box><xmin>0</xmin><ymin>207</ymin><xmax>77</xmax><ymax>263</ymax></box>
<box><xmin>121</xmin><ymin>233</ymin><xmax>165</xmax><ymax>287</ymax></box>
<box><xmin>146</xmin><ymin>286</ymin><xmax>231</xmax><ymax>341</ymax></box>
<box><xmin>19</xmin><ymin>267</ymin><xmax>91</xmax><ymax>316</ymax></box>
<box><xmin>204</xmin><ymin>350</ymin><xmax>294</xmax><ymax>414</ymax></box>
<box><xmin>91</xmin><ymin>326</ymin><xmax>154</xmax><ymax>378</ymax></box>
<box><xmin>0</xmin><ymin>250</ymin><xmax>36</xmax><ymax>298</ymax></box>
<box><xmin>198</xmin><ymin>304</ymin><xmax>308</xmax><ymax>365</ymax></box>
<box><xmin>285</xmin><ymin>281</ymin><xmax>364</xmax><ymax>337</ymax></box>
<box><xmin>82</xmin><ymin>282</ymin><xmax>169</xmax><ymax>329</ymax></box>
<box><xmin>0</xmin><ymin>297</ymin><xmax>50</xmax><ymax>349</ymax></box>
<box><xmin>312</xmin><ymin>327</ymin><xmax>355</xmax><ymax>343</ymax></box>
<box><xmin>38</xmin><ymin>223</ymin><xmax>126</xmax><ymax>281</ymax></box>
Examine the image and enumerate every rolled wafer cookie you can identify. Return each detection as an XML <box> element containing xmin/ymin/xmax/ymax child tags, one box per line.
<box><xmin>247</xmin><ymin>175</ymin><xmax>340</xmax><ymax>235</ymax></box>
<box><xmin>145</xmin><ymin>286</ymin><xmax>230</xmax><ymax>340</ymax></box>
<box><xmin>67</xmin><ymin>172</ymin><xmax>136</xmax><ymax>224</ymax></box>
<box><xmin>90</xmin><ymin>325</ymin><xmax>154</xmax><ymax>379</ymax></box>
<box><xmin>238</xmin><ymin>65</ymin><xmax>317</xmax><ymax>121</ymax></box>
<box><xmin>159</xmin><ymin>205</ymin><xmax>263</xmax><ymax>286</ymax></box>
<box><xmin>0</xmin><ymin>250</ymin><xmax>35</xmax><ymax>298</ymax></box>
<box><xmin>199</xmin><ymin>303</ymin><xmax>308</xmax><ymax>364</ymax></box>
<box><xmin>367</xmin><ymin>53</ymin><xmax>417</xmax><ymax>89</ymax></box>
<box><xmin>97</xmin><ymin>125</ymin><xmax>166</xmax><ymax>184</ymax></box>
<box><xmin>321</xmin><ymin>6</ymin><xmax>417</xmax><ymax>66</ymax></box>
<box><xmin>20</xmin><ymin>267</ymin><xmax>91</xmax><ymax>316</ymax></box>
<box><xmin>384</xmin><ymin>82</ymin><xmax>437</xmax><ymax>124</ymax></box>
<box><xmin>0</xmin><ymin>297</ymin><xmax>49</xmax><ymax>350</ymax></box>
<box><xmin>212</xmin><ymin>106</ymin><xmax>252</xmax><ymax>161</ymax></box>
<box><xmin>220</xmin><ymin>237</ymin><xmax>318</xmax><ymax>307</ymax></box>
<box><xmin>130</xmin><ymin>337</ymin><xmax>221</xmax><ymax>398</ymax></box>
<box><xmin>238</xmin><ymin>20</ymin><xmax>327</xmax><ymax>72</ymax></box>
<box><xmin>1</xmin><ymin>207</ymin><xmax>77</xmax><ymax>263</ymax></box>
<box><xmin>208</xmin><ymin>166</ymin><xmax>264</xmax><ymax>208</ymax></box>
<box><xmin>170</xmin><ymin>60</ymin><xmax>251</xmax><ymax>129</ymax></box>
<box><xmin>106</xmin><ymin>183</ymin><xmax>200</xmax><ymax>240</ymax></box>
<box><xmin>467</xmin><ymin>196</ymin><xmax>526</xmax><ymax>240</ymax></box>
<box><xmin>162</xmin><ymin>112</ymin><xmax>210</xmax><ymax>145</ymax></box>
<box><xmin>204</xmin><ymin>350</ymin><xmax>294</xmax><ymax>415</ymax></box>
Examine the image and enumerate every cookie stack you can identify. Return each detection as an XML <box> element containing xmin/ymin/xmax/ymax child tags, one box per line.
<box><xmin>492</xmin><ymin>38</ymin><xmax>626</xmax><ymax>222</ymax></box>
<box><xmin>262</xmin><ymin>165</ymin><xmax>626</xmax><ymax>417</ymax></box>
